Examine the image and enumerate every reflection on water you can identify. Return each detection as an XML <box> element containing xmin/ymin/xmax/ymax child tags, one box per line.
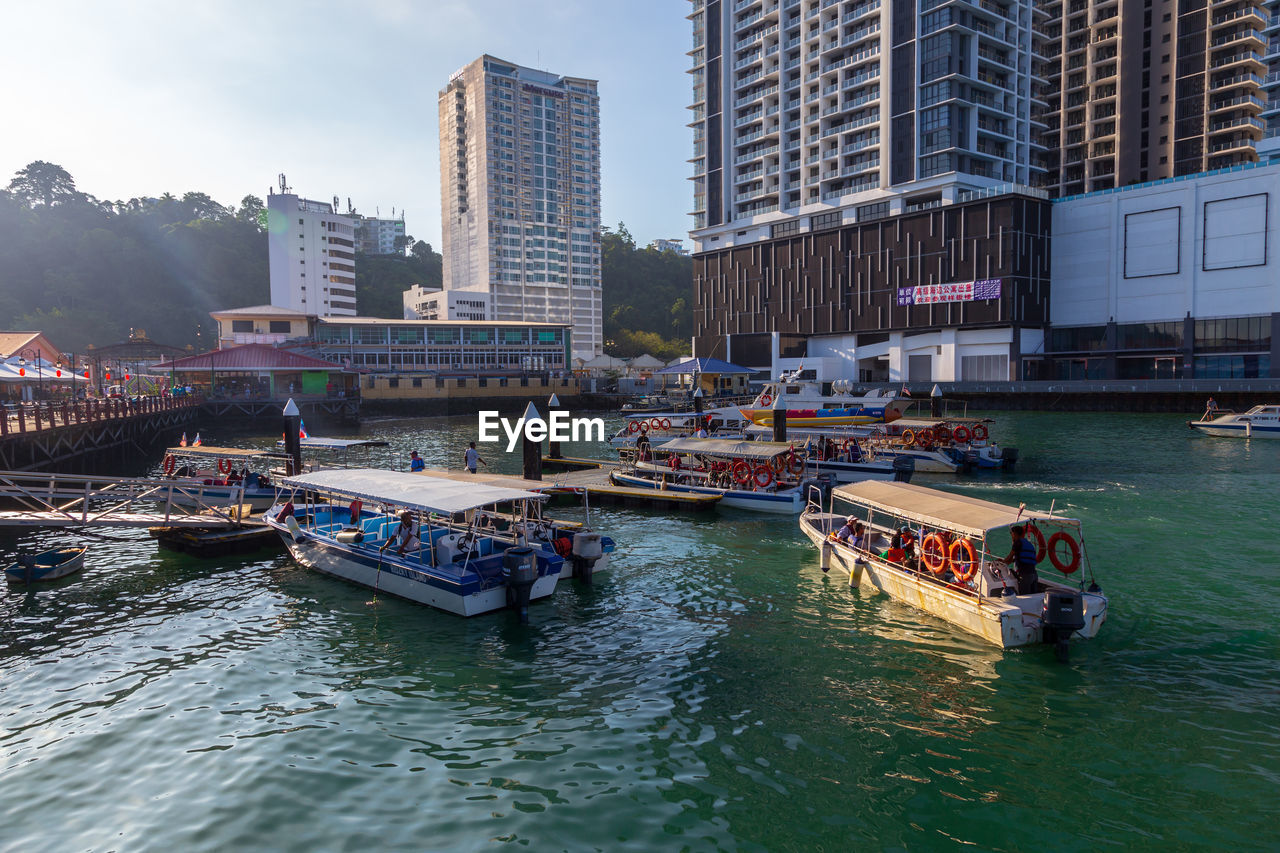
<box><xmin>1</xmin><ymin>411</ymin><xmax>1278</xmax><ymax>850</ymax></box>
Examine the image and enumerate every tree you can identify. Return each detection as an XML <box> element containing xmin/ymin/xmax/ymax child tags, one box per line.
<box><xmin>236</xmin><ymin>195</ymin><xmax>265</xmax><ymax>228</ymax></box>
<box><xmin>182</xmin><ymin>191</ymin><xmax>228</xmax><ymax>221</ymax></box>
<box><xmin>393</xmin><ymin>234</ymin><xmax>412</xmax><ymax>255</ymax></box>
<box><xmin>8</xmin><ymin>161</ymin><xmax>79</xmax><ymax>207</ymax></box>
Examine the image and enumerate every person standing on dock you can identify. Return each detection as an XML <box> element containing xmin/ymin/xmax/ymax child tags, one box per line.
<box><xmin>463</xmin><ymin>442</ymin><xmax>487</xmax><ymax>474</ymax></box>
<box><xmin>409</xmin><ymin>451</ymin><xmax>425</xmax><ymax>473</ymax></box>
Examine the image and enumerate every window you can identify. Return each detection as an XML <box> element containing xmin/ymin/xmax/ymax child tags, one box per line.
<box><xmin>1194</xmin><ymin>316</ymin><xmax>1271</xmax><ymax>352</ymax></box>
<box><xmin>269</xmin><ymin>321</ymin><xmax>291</xmax><ymax>334</ymax></box>
<box><xmin>387</xmin><ymin>378</ymin><xmax>399</xmax><ymax>388</ymax></box>
<box><xmin>1050</xmin><ymin>326</ymin><xmax>1107</xmax><ymax>352</ymax></box>
<box><xmin>1117</xmin><ymin>322</ymin><xmax>1182</xmax><ymax>350</ymax></box>
<box><xmin>811</xmin><ymin>211</ymin><xmax>842</xmax><ymax>231</ymax></box>
<box><xmin>772</xmin><ymin>220</ymin><xmax>801</xmax><ymax>238</ymax></box>
<box><xmin>231</xmin><ymin>320</ymin><xmax>253</xmax><ymax>333</ymax></box>
<box><xmin>960</xmin><ymin>354</ymin><xmax>1008</xmax><ymax>381</ymax></box>
<box><xmin>857</xmin><ymin>201</ymin><xmax>891</xmax><ymax>221</ymax></box>
<box><xmin>412</xmin><ymin>377</ymin><xmax>423</xmax><ymax>388</ymax></box>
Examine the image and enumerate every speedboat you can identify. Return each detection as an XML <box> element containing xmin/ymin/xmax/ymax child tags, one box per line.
<box><xmin>1188</xmin><ymin>405</ymin><xmax>1280</xmax><ymax>438</ymax></box>
<box><xmin>264</xmin><ymin>468</ymin><xmax>579</xmax><ymax>621</ymax></box>
<box><xmin>5</xmin><ymin>547</ymin><xmax>87</xmax><ymax>584</ymax></box>
<box><xmin>161</xmin><ymin>446</ymin><xmax>286</xmax><ymax>511</ymax></box>
<box><xmin>611</xmin><ymin>437</ymin><xmax>817</xmax><ymax>513</ymax></box>
<box><xmin>737</xmin><ymin>375</ymin><xmax>907</xmax><ymax>428</ymax></box>
<box><xmin>799</xmin><ymin>481</ymin><xmax>1107</xmax><ymax>659</ymax></box>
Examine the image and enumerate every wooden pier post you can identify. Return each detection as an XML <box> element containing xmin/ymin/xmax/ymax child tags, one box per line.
<box><xmin>547</xmin><ymin>393</ymin><xmax>563</xmax><ymax>459</ymax></box>
<box><xmin>521</xmin><ymin>401</ymin><xmax>542</xmax><ymax>481</ymax></box>
<box><xmin>771</xmin><ymin>391</ymin><xmax>787</xmax><ymax>443</ymax></box>
<box><xmin>931</xmin><ymin>384</ymin><xmax>942</xmax><ymax>418</ymax></box>
<box><xmin>283</xmin><ymin>398</ymin><xmax>302</xmax><ymax>476</ymax></box>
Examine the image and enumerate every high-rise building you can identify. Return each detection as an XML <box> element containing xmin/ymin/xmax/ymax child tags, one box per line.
<box><xmin>354</xmin><ymin>214</ymin><xmax>407</xmax><ymax>255</ymax></box>
<box><xmin>266</xmin><ymin>191</ymin><xmax>358</xmax><ymax>317</ymax></box>
<box><xmin>439</xmin><ymin>55</ymin><xmax>603</xmax><ymax>358</ymax></box>
<box><xmin>1040</xmin><ymin>0</ymin><xmax>1280</xmax><ymax>196</ymax></box>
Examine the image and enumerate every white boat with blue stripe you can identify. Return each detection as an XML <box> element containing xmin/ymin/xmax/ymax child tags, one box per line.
<box><xmin>1189</xmin><ymin>405</ymin><xmax>1280</xmax><ymax>438</ymax></box>
<box><xmin>264</xmin><ymin>469</ymin><xmax>569</xmax><ymax>620</ymax></box>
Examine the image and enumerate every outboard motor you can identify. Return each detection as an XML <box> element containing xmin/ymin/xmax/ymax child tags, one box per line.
<box><xmin>570</xmin><ymin>531</ymin><xmax>604</xmax><ymax>584</ymax></box>
<box><xmin>1042</xmin><ymin>589</ymin><xmax>1086</xmax><ymax>662</ymax></box>
<box><xmin>892</xmin><ymin>456</ymin><xmax>915</xmax><ymax>483</ymax></box>
<box><xmin>502</xmin><ymin>546</ymin><xmax>539</xmax><ymax>624</ymax></box>
<box><xmin>1001</xmin><ymin>447</ymin><xmax>1019</xmax><ymax>471</ymax></box>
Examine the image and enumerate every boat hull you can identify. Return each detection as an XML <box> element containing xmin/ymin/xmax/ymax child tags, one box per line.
<box><xmin>800</xmin><ymin>514</ymin><xmax>1107</xmax><ymax>649</ymax></box>
<box><xmin>742</xmin><ymin>406</ymin><xmax>896</xmax><ymax>427</ymax></box>
<box><xmin>803</xmin><ymin>458</ymin><xmax>902</xmax><ymax>483</ymax></box>
<box><xmin>610</xmin><ymin>471</ymin><xmax>803</xmax><ymax>513</ymax></box>
<box><xmin>1190</xmin><ymin>421</ymin><xmax>1280</xmax><ymax>438</ymax></box>
<box><xmin>268</xmin><ymin>522</ymin><xmax>558</xmax><ymax>617</ymax></box>
<box><xmin>5</xmin><ymin>548</ymin><xmax>87</xmax><ymax>584</ymax></box>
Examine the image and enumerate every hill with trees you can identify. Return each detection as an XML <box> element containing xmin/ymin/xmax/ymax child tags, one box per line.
<box><xmin>601</xmin><ymin>223</ymin><xmax>693</xmax><ymax>359</ymax></box>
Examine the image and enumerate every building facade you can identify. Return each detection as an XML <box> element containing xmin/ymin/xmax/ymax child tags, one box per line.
<box><xmin>266</xmin><ymin>192</ymin><xmax>358</xmax><ymax>317</ymax></box>
<box><xmin>354</xmin><ymin>215</ymin><xmax>407</xmax><ymax>255</ymax></box>
<box><xmin>402</xmin><ymin>285</ymin><xmax>490</xmax><ymax>321</ymax></box>
<box><xmin>438</xmin><ymin>55</ymin><xmax>603</xmax><ymax>359</ymax></box>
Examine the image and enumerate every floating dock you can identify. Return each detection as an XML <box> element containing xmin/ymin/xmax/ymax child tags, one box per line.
<box><xmin>419</xmin><ymin>464</ymin><xmax>720</xmax><ymax>512</ymax></box>
<box><xmin>149</xmin><ymin>522</ymin><xmax>282</xmax><ymax>558</ymax></box>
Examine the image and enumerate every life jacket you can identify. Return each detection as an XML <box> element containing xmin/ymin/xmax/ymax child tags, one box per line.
<box><xmin>1014</xmin><ymin>538</ymin><xmax>1038</xmax><ymax>570</ymax></box>
<box><xmin>887</xmin><ymin>547</ymin><xmax>905</xmax><ymax>563</ymax></box>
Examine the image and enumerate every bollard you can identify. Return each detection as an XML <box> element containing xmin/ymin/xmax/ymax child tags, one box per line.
<box><xmin>930</xmin><ymin>384</ymin><xmax>942</xmax><ymax>419</ymax></box>
<box><xmin>771</xmin><ymin>391</ymin><xmax>787</xmax><ymax>443</ymax></box>
<box><xmin>283</xmin><ymin>398</ymin><xmax>302</xmax><ymax>476</ymax></box>
<box><xmin>521</xmin><ymin>401</ymin><xmax>543</xmax><ymax>481</ymax></box>
<box><xmin>547</xmin><ymin>393</ymin><xmax>563</xmax><ymax>460</ymax></box>
<box><xmin>693</xmin><ymin>386</ymin><xmax>704</xmax><ymax>415</ymax></box>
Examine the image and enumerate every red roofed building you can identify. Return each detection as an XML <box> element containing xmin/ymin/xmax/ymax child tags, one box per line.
<box><xmin>154</xmin><ymin>343</ymin><xmax>355</xmax><ymax>399</ymax></box>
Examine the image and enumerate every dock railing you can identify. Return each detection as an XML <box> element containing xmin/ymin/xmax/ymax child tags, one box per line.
<box><xmin>0</xmin><ymin>470</ymin><xmax>251</xmax><ymax>529</ymax></box>
<box><xmin>0</xmin><ymin>395</ymin><xmax>202</xmax><ymax>436</ymax></box>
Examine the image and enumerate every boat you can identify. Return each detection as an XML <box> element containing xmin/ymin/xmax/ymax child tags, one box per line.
<box><xmin>610</xmin><ymin>437</ymin><xmax>820</xmax><ymax>513</ymax></box>
<box><xmin>799</xmin><ymin>481</ymin><xmax>1107</xmax><ymax>658</ymax></box>
<box><xmin>1188</xmin><ymin>405</ymin><xmax>1280</xmax><ymax>438</ymax></box>
<box><xmin>161</xmin><ymin>446</ymin><xmax>288</xmax><ymax>511</ymax></box>
<box><xmin>609</xmin><ymin>410</ymin><xmax>745</xmax><ymax>447</ymax></box>
<box><xmin>745</xmin><ymin>425</ymin><xmax>957</xmax><ymax>475</ymax></box>
<box><xmin>264</xmin><ymin>468</ymin><xmax>579</xmax><ymax>620</ymax></box>
<box><xmin>737</xmin><ymin>375</ymin><xmax>908</xmax><ymax>427</ymax></box>
<box><xmin>869</xmin><ymin>419</ymin><xmax>1016</xmax><ymax>471</ymax></box>
<box><xmin>5</xmin><ymin>547</ymin><xmax>87</xmax><ymax>584</ymax></box>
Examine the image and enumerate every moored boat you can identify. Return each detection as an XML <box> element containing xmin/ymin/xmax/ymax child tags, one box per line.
<box><xmin>5</xmin><ymin>547</ymin><xmax>88</xmax><ymax>584</ymax></box>
<box><xmin>610</xmin><ymin>410</ymin><xmax>745</xmax><ymax>447</ymax></box>
<box><xmin>264</xmin><ymin>469</ymin><xmax>572</xmax><ymax>620</ymax></box>
<box><xmin>161</xmin><ymin>446</ymin><xmax>286</xmax><ymax>511</ymax></box>
<box><xmin>799</xmin><ymin>481</ymin><xmax>1107</xmax><ymax>658</ymax></box>
<box><xmin>737</xmin><ymin>375</ymin><xmax>908</xmax><ymax>428</ymax></box>
<box><xmin>1188</xmin><ymin>405</ymin><xmax>1280</xmax><ymax>438</ymax></box>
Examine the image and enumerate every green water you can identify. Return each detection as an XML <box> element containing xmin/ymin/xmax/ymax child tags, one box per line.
<box><xmin>2</xmin><ymin>411</ymin><xmax>1278</xmax><ymax>851</ymax></box>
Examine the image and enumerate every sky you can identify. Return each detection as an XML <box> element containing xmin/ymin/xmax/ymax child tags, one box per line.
<box><xmin>0</xmin><ymin>0</ymin><xmax>694</xmax><ymax>248</ymax></box>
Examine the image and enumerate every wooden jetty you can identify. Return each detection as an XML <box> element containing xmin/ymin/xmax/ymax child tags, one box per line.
<box><xmin>0</xmin><ymin>397</ymin><xmax>199</xmax><ymax>472</ymax></box>
<box><xmin>419</xmin><ymin>463</ymin><xmax>721</xmax><ymax>512</ymax></box>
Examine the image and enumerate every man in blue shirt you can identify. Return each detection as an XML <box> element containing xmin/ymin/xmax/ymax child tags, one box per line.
<box><xmin>1003</xmin><ymin>525</ymin><xmax>1039</xmax><ymax>594</ymax></box>
<box><xmin>409</xmin><ymin>450</ymin><xmax>425</xmax><ymax>472</ymax></box>
<box><xmin>463</xmin><ymin>442</ymin><xmax>486</xmax><ymax>474</ymax></box>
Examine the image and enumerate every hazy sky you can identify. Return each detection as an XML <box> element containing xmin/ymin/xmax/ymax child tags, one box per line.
<box><xmin>0</xmin><ymin>0</ymin><xmax>694</xmax><ymax>248</ymax></box>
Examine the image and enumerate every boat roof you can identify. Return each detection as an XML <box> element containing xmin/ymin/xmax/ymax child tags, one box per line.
<box><xmin>415</xmin><ymin>468</ymin><xmax>564</xmax><ymax>492</ymax></box>
<box><xmin>167</xmin><ymin>446</ymin><xmax>289</xmax><ymax>459</ymax></box>
<box><xmin>273</xmin><ymin>437</ymin><xmax>392</xmax><ymax>451</ymax></box>
<box><xmin>279</xmin><ymin>468</ymin><xmax>546</xmax><ymax>514</ymax></box>
<box><xmin>831</xmin><ymin>481</ymin><xmax>1073</xmax><ymax>538</ymax></box>
<box><xmin>654</xmin><ymin>437</ymin><xmax>797</xmax><ymax>459</ymax></box>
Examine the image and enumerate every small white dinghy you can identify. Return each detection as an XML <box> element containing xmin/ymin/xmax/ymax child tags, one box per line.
<box><xmin>800</xmin><ymin>481</ymin><xmax>1108</xmax><ymax>660</ymax></box>
<box><xmin>5</xmin><ymin>547</ymin><xmax>88</xmax><ymax>584</ymax></box>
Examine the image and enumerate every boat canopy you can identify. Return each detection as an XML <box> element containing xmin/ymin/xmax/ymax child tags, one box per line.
<box><xmin>273</xmin><ymin>437</ymin><xmax>392</xmax><ymax>451</ymax></box>
<box><xmin>279</xmin><ymin>468</ymin><xmax>546</xmax><ymax>514</ymax></box>
<box><xmin>832</xmin><ymin>481</ymin><xmax>1073</xmax><ymax>538</ymax></box>
<box><xmin>654</xmin><ymin>437</ymin><xmax>798</xmax><ymax>459</ymax></box>
<box><xmin>416</xmin><ymin>468</ymin><xmax>562</xmax><ymax>491</ymax></box>
<box><xmin>166</xmin><ymin>446</ymin><xmax>290</xmax><ymax>459</ymax></box>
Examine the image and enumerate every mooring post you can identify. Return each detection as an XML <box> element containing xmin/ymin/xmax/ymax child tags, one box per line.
<box><xmin>930</xmin><ymin>384</ymin><xmax>943</xmax><ymax>419</ymax></box>
<box><xmin>547</xmin><ymin>393</ymin><xmax>563</xmax><ymax>459</ymax></box>
<box><xmin>283</xmin><ymin>398</ymin><xmax>302</xmax><ymax>476</ymax></box>
<box><xmin>772</xmin><ymin>390</ymin><xmax>787</xmax><ymax>443</ymax></box>
<box><xmin>521</xmin><ymin>400</ymin><xmax>543</xmax><ymax>481</ymax></box>
<box><xmin>693</xmin><ymin>386</ymin><xmax>704</xmax><ymax>415</ymax></box>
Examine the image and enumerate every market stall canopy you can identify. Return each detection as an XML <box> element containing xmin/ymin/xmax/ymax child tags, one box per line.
<box><xmin>655</xmin><ymin>357</ymin><xmax>754</xmax><ymax>375</ymax></box>
<box><xmin>0</xmin><ymin>356</ymin><xmax>88</xmax><ymax>382</ymax></box>
<box><xmin>832</xmin><ymin>481</ymin><xmax>1076</xmax><ymax>538</ymax></box>
<box><xmin>279</xmin><ymin>468</ymin><xmax>547</xmax><ymax>515</ymax></box>
<box><xmin>654</xmin><ymin>437</ymin><xmax>799</xmax><ymax>459</ymax></box>
<box><xmin>628</xmin><ymin>353</ymin><xmax>665</xmax><ymax>369</ymax></box>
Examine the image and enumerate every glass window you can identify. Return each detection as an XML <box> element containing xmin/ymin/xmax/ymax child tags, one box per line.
<box><xmin>232</xmin><ymin>320</ymin><xmax>253</xmax><ymax>333</ymax></box>
<box><xmin>1050</xmin><ymin>326</ymin><xmax>1107</xmax><ymax>352</ymax></box>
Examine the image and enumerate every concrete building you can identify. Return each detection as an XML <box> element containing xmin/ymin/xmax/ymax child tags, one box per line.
<box><xmin>266</xmin><ymin>192</ymin><xmax>358</xmax><ymax>317</ymax></box>
<box><xmin>648</xmin><ymin>238</ymin><xmax>690</xmax><ymax>254</ymax></box>
<box><xmin>210</xmin><ymin>305</ymin><xmax>312</xmax><ymax>347</ymax></box>
<box><xmin>438</xmin><ymin>55</ymin><xmax>603</xmax><ymax>359</ymax></box>
<box><xmin>1040</xmin><ymin>0</ymin><xmax>1280</xmax><ymax>196</ymax></box>
<box><xmin>1045</xmin><ymin>161</ymin><xmax>1280</xmax><ymax>379</ymax></box>
<box><xmin>402</xmin><ymin>285</ymin><xmax>489</xmax><ymax>321</ymax></box>
<box><xmin>354</xmin><ymin>215</ymin><xmax>407</xmax><ymax>255</ymax></box>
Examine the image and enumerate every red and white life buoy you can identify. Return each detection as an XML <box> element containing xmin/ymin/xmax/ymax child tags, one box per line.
<box><xmin>660</xmin><ymin>417</ymin><xmax>672</xmax><ymax>431</ymax></box>
<box><xmin>649</xmin><ymin>418</ymin><xmax>663</xmax><ymax>431</ymax></box>
<box><xmin>787</xmin><ymin>451</ymin><xmax>804</xmax><ymax>476</ymax></box>
<box><xmin>628</xmin><ymin>420</ymin><xmax>641</xmax><ymax>434</ymax></box>
<box><xmin>953</xmin><ymin>425</ymin><xmax>972</xmax><ymax>444</ymax></box>
<box><xmin>759</xmin><ymin>394</ymin><xmax>773</xmax><ymax>407</ymax></box>
<box><xmin>971</xmin><ymin>423</ymin><xmax>989</xmax><ymax>441</ymax></box>
<box><xmin>1047</xmin><ymin>531</ymin><xmax>1081</xmax><ymax>574</ymax></box>
<box><xmin>921</xmin><ymin>533</ymin><xmax>949</xmax><ymax>576</ymax></box>
<box><xmin>949</xmin><ymin>538</ymin><xmax>979</xmax><ymax>583</ymax></box>
<box><xmin>732</xmin><ymin>459</ymin><xmax>752</xmax><ymax>485</ymax></box>
<box><xmin>217</xmin><ymin>458</ymin><xmax>233</xmax><ymax>475</ymax></box>
<box><xmin>163</xmin><ymin>454</ymin><xmax>176</xmax><ymax>476</ymax></box>
<box><xmin>753</xmin><ymin>466</ymin><xmax>774</xmax><ymax>488</ymax></box>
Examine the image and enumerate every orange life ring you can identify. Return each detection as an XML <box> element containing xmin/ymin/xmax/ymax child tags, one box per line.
<box><xmin>914</xmin><ymin>430</ymin><xmax>932</xmax><ymax>448</ymax></box>
<box><xmin>1047</xmin><ymin>531</ymin><xmax>1081</xmax><ymax>574</ymax></box>
<box><xmin>787</xmin><ymin>452</ymin><xmax>804</xmax><ymax>475</ymax></box>
<box><xmin>759</xmin><ymin>393</ymin><xmax>773</xmax><ymax>406</ymax></box>
<box><xmin>772</xmin><ymin>453</ymin><xmax>787</xmax><ymax>474</ymax></box>
<box><xmin>217</xmin><ymin>458</ymin><xmax>233</xmax><ymax>475</ymax></box>
<box><xmin>163</xmin><ymin>454</ymin><xmax>176</xmax><ymax>475</ymax></box>
<box><xmin>1025</xmin><ymin>523</ymin><xmax>1047</xmax><ymax>564</ymax></box>
<box><xmin>649</xmin><ymin>418</ymin><xmax>663</xmax><ymax>431</ymax></box>
<box><xmin>934</xmin><ymin>425</ymin><xmax>952</xmax><ymax>444</ymax></box>
<box><xmin>953</xmin><ymin>425</ymin><xmax>972</xmax><ymax>444</ymax></box>
<box><xmin>753</xmin><ymin>465</ymin><xmax>774</xmax><ymax>488</ymax></box>
<box><xmin>660</xmin><ymin>417</ymin><xmax>671</xmax><ymax>430</ymax></box>
<box><xmin>921</xmin><ymin>533</ymin><xmax>949</xmax><ymax>576</ymax></box>
<box><xmin>628</xmin><ymin>420</ymin><xmax>641</xmax><ymax>434</ymax></box>
<box><xmin>972</xmin><ymin>423</ymin><xmax>989</xmax><ymax>441</ymax></box>
<box><xmin>949</xmin><ymin>538</ymin><xmax>978</xmax><ymax>582</ymax></box>
<box><xmin>901</xmin><ymin>429</ymin><xmax>915</xmax><ymax>446</ymax></box>
<box><xmin>732</xmin><ymin>459</ymin><xmax>752</xmax><ymax>485</ymax></box>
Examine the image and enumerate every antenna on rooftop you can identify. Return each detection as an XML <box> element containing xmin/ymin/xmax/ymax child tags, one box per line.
<box><xmin>278</xmin><ymin>173</ymin><xmax>290</xmax><ymax>194</ymax></box>
<box><xmin>333</xmin><ymin>195</ymin><xmax>339</xmax><ymax>211</ymax></box>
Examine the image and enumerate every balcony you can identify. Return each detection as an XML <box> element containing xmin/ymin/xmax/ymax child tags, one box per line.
<box><xmin>1209</xmin><ymin>94</ymin><xmax>1264</xmax><ymax>112</ymax></box>
<box><xmin>1208</xmin><ymin>115</ymin><xmax>1265</xmax><ymax>133</ymax></box>
<box><xmin>733</xmin><ymin>144</ymin><xmax>780</xmax><ymax>165</ymax></box>
<box><xmin>1208</xmin><ymin>137</ymin><xmax>1257</xmax><ymax>153</ymax></box>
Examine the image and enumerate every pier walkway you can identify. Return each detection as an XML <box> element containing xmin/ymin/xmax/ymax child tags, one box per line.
<box><xmin>0</xmin><ymin>397</ymin><xmax>200</xmax><ymax>471</ymax></box>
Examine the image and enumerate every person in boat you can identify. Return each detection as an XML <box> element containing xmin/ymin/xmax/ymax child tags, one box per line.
<box><xmin>275</xmin><ymin>500</ymin><xmax>295</xmax><ymax>523</ymax></box>
<box><xmin>392</xmin><ymin>510</ymin><xmax>420</xmax><ymax>556</ymax></box>
<box><xmin>410</xmin><ymin>450</ymin><xmax>426</xmax><ymax>473</ymax></box>
<box><xmin>883</xmin><ymin>532</ymin><xmax>906</xmax><ymax>564</ymax></box>
<box><xmin>463</xmin><ymin>443</ymin><xmax>486</xmax><ymax>474</ymax></box>
<box><xmin>635</xmin><ymin>431</ymin><xmax>651</xmax><ymax>462</ymax></box>
<box><xmin>1204</xmin><ymin>397</ymin><xmax>1219</xmax><ymax>419</ymax></box>
<box><xmin>898</xmin><ymin>525</ymin><xmax>918</xmax><ymax>568</ymax></box>
<box><xmin>1002</xmin><ymin>525</ymin><xmax>1039</xmax><ymax>595</ymax></box>
<box><xmin>695</xmin><ymin>423</ymin><xmax>709</xmax><ymax>438</ymax></box>
<box><xmin>834</xmin><ymin>517</ymin><xmax>866</xmax><ymax>549</ymax></box>
<box><xmin>348</xmin><ymin>498</ymin><xmax>363</xmax><ymax>527</ymax></box>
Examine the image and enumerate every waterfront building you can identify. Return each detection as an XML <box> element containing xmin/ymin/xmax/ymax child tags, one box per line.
<box><xmin>1039</xmin><ymin>0</ymin><xmax>1280</xmax><ymax>196</ymax></box>
<box><xmin>1045</xmin><ymin>161</ymin><xmax>1280</xmax><ymax>380</ymax></box>
<box><xmin>402</xmin><ymin>286</ymin><xmax>489</xmax><ymax>321</ymax></box>
<box><xmin>438</xmin><ymin>55</ymin><xmax>603</xmax><ymax>359</ymax></box>
<box><xmin>154</xmin><ymin>343</ymin><xmax>356</xmax><ymax>398</ymax></box>
<box><xmin>267</xmin><ymin>191</ymin><xmax>358</xmax><ymax>317</ymax></box>
<box><xmin>0</xmin><ymin>331</ymin><xmax>63</xmax><ymax>364</ymax></box>
<box><xmin>648</xmin><ymin>238</ymin><xmax>690</xmax><ymax>255</ymax></box>
<box><xmin>208</xmin><ymin>306</ymin><xmax>572</xmax><ymax>376</ymax></box>
<box><xmin>353</xmin><ymin>214</ymin><xmax>407</xmax><ymax>255</ymax></box>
